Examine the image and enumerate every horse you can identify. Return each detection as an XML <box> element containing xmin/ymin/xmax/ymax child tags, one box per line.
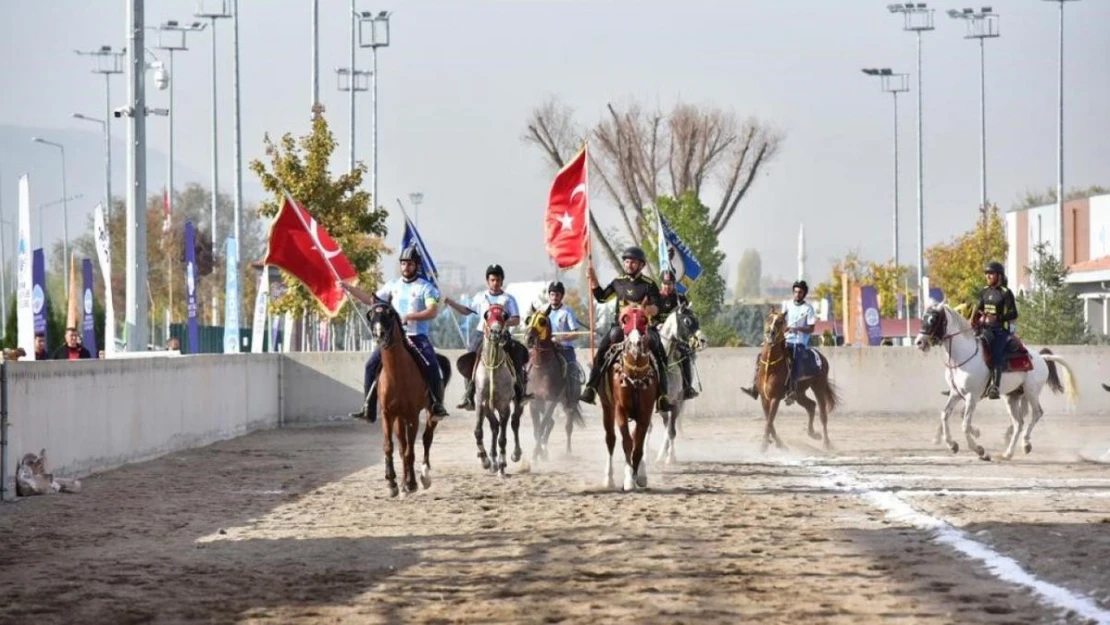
<box><xmin>523</xmin><ymin>306</ymin><xmax>585</xmax><ymax>461</ymax></box>
<box><xmin>599</xmin><ymin>304</ymin><xmax>658</xmax><ymax>491</ymax></box>
<box><xmin>753</xmin><ymin>310</ymin><xmax>840</xmax><ymax>453</ymax></box>
<box><xmin>366</xmin><ymin>300</ymin><xmax>452</xmax><ymax>496</ymax></box>
<box><xmin>457</xmin><ymin>303</ymin><xmax>522</xmax><ymax>476</ymax></box>
<box><xmin>915</xmin><ymin>301</ymin><xmax>1079</xmax><ymax>461</ymax></box>
<box><xmin>653</xmin><ymin>301</ymin><xmax>707</xmax><ymax>464</ymax></box>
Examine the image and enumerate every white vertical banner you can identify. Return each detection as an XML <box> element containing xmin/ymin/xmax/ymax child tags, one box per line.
<box><xmin>16</xmin><ymin>174</ymin><xmax>33</xmax><ymax>355</ymax></box>
<box><xmin>223</xmin><ymin>238</ymin><xmax>240</xmax><ymax>353</ymax></box>
<box><xmin>93</xmin><ymin>204</ymin><xmax>116</xmax><ymax>356</ymax></box>
<box><xmin>250</xmin><ymin>268</ymin><xmax>269</xmax><ymax>353</ymax></box>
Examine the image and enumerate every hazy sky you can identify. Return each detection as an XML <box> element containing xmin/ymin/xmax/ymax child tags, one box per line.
<box><xmin>1</xmin><ymin>0</ymin><xmax>1108</xmax><ymax>287</ymax></box>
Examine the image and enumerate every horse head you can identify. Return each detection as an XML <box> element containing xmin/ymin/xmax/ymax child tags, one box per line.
<box><xmin>366</xmin><ymin>299</ymin><xmax>402</xmax><ymax>348</ymax></box>
<box><xmin>763</xmin><ymin>310</ymin><xmax>787</xmax><ymax>346</ymax></box>
<box><xmin>524</xmin><ymin>305</ymin><xmax>553</xmax><ymax>349</ymax></box>
<box><xmin>620</xmin><ymin>304</ymin><xmax>650</xmax><ymax>359</ymax></box>
<box><xmin>915</xmin><ymin>299</ymin><xmax>972</xmax><ymax>352</ymax></box>
<box><xmin>662</xmin><ymin>301</ymin><xmax>701</xmax><ymax>349</ymax></box>
<box><xmin>484</xmin><ymin>303</ymin><xmax>510</xmax><ymax>344</ymax></box>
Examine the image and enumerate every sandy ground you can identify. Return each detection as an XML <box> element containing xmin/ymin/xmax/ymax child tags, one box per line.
<box><xmin>2</xmin><ymin>406</ymin><xmax>1110</xmax><ymax>625</ymax></box>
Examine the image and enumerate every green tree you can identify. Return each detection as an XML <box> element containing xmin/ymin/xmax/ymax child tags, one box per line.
<box><xmin>1015</xmin><ymin>242</ymin><xmax>1089</xmax><ymax>345</ymax></box>
<box><xmin>249</xmin><ymin>114</ymin><xmax>389</xmax><ymax>317</ymax></box>
<box><xmin>813</xmin><ymin>253</ymin><xmax>912</xmax><ymax>318</ymax></box>
<box><xmin>641</xmin><ymin>192</ymin><xmax>727</xmax><ymax>320</ymax></box>
<box><xmin>925</xmin><ymin>204</ymin><xmax>1007</xmax><ymax>311</ymax></box>
<box><xmin>734</xmin><ymin>249</ymin><xmax>762</xmax><ymax>300</ymax></box>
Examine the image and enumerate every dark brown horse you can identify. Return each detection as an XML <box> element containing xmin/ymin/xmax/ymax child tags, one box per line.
<box><xmin>599</xmin><ymin>304</ymin><xmax>657</xmax><ymax>491</ymax></box>
<box><xmin>754</xmin><ymin>310</ymin><xmax>839</xmax><ymax>452</ymax></box>
<box><xmin>368</xmin><ymin>301</ymin><xmax>451</xmax><ymax>496</ymax></box>
<box><xmin>524</xmin><ymin>306</ymin><xmax>585</xmax><ymax>461</ymax></box>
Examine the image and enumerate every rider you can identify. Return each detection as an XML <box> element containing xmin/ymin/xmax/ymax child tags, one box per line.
<box><xmin>544</xmin><ymin>280</ymin><xmax>582</xmax><ymax>373</ymax></box>
<box><xmin>340</xmin><ymin>244</ymin><xmax>449</xmax><ymax>422</ymax></box>
<box><xmin>741</xmin><ymin>280</ymin><xmax>816</xmax><ymax>404</ymax></box>
<box><xmin>656</xmin><ymin>269</ymin><xmax>700</xmax><ymax>403</ymax></box>
<box><xmin>578</xmin><ymin>246</ymin><xmax>674</xmax><ymax>412</ymax></box>
<box><xmin>976</xmin><ymin>261</ymin><xmax>1019</xmax><ymax>400</ymax></box>
<box><xmin>443</xmin><ymin>264</ymin><xmax>531</xmax><ymax>411</ymax></box>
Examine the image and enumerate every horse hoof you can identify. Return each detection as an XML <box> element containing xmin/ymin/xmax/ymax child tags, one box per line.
<box><xmin>420</xmin><ymin>474</ymin><xmax>432</xmax><ymax>489</ymax></box>
<box><xmin>635</xmin><ymin>475</ymin><xmax>648</xmax><ymax>489</ymax></box>
<box><xmin>388</xmin><ymin>484</ymin><xmax>400</xmax><ymax>498</ymax></box>
<box><xmin>760</xmin><ymin>442</ymin><xmax>770</xmax><ymax>454</ymax></box>
<box><xmin>948</xmin><ymin>441</ymin><xmax>959</xmax><ymax>454</ymax></box>
<box><xmin>823</xmin><ymin>440</ymin><xmax>833</xmax><ymax>452</ymax></box>
<box><xmin>1001</xmin><ymin>452</ymin><xmax>1013</xmax><ymax>461</ymax></box>
<box><xmin>979</xmin><ymin>453</ymin><xmax>992</xmax><ymax>462</ymax></box>
<box><xmin>512</xmin><ymin>449</ymin><xmax>522</xmax><ymax>463</ymax></box>
<box><xmin>1024</xmin><ymin>442</ymin><xmax>1032</xmax><ymax>454</ymax></box>
<box><xmin>807</xmin><ymin>429</ymin><xmax>822</xmax><ymax>441</ymax></box>
<box><xmin>480</xmin><ymin>457</ymin><xmax>491</xmax><ymax>470</ymax></box>
<box><xmin>970</xmin><ymin>427</ymin><xmax>982</xmax><ymax>438</ymax></box>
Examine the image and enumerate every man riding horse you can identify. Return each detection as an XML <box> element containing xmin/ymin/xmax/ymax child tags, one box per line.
<box><xmin>543</xmin><ymin>280</ymin><xmax>583</xmax><ymax>392</ymax></box>
<box><xmin>976</xmin><ymin>261</ymin><xmax>1019</xmax><ymax>400</ymax></box>
<box><xmin>741</xmin><ymin>280</ymin><xmax>816</xmax><ymax>405</ymax></box>
<box><xmin>579</xmin><ymin>246</ymin><xmax>676</xmax><ymax>412</ymax></box>
<box><xmin>444</xmin><ymin>264</ymin><xmax>531</xmax><ymax>410</ymax></box>
<box><xmin>656</xmin><ymin>269</ymin><xmax>699</xmax><ymax>404</ymax></box>
<box><xmin>341</xmin><ymin>244</ymin><xmax>449</xmax><ymax>422</ymax></box>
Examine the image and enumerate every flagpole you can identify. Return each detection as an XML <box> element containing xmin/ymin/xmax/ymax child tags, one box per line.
<box><xmin>583</xmin><ymin>141</ymin><xmax>596</xmax><ymax>361</ymax></box>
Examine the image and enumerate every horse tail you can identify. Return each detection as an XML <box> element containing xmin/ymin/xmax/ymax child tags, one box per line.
<box><xmin>822</xmin><ymin>379</ymin><xmax>841</xmax><ymax>415</ymax></box>
<box><xmin>1039</xmin><ymin>349</ymin><xmax>1079</xmax><ymax>409</ymax></box>
<box><xmin>570</xmin><ymin>405</ymin><xmax>586</xmax><ymax>428</ymax></box>
<box><xmin>436</xmin><ymin>353</ymin><xmax>452</xmax><ymax>387</ymax></box>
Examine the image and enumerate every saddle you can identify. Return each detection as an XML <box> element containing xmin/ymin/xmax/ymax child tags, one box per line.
<box><xmin>787</xmin><ymin>346</ymin><xmax>824</xmax><ymax>380</ymax></box>
<box><xmin>980</xmin><ymin>334</ymin><xmax>1032</xmax><ymax>372</ymax></box>
<box><xmin>455</xmin><ymin>337</ymin><xmax>528</xmax><ymax>379</ymax></box>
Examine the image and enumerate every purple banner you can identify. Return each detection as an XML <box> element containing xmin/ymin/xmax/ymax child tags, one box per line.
<box><xmin>82</xmin><ymin>259</ymin><xmax>98</xmax><ymax>357</ymax></box>
<box><xmin>860</xmin><ymin>285</ymin><xmax>883</xmax><ymax>346</ymax></box>
<box><xmin>32</xmin><ymin>248</ymin><xmax>46</xmax><ymax>340</ymax></box>
<box><xmin>929</xmin><ymin>287</ymin><xmax>944</xmax><ymax>305</ymax></box>
<box><xmin>825</xmin><ymin>295</ymin><xmax>837</xmax><ymax>340</ymax></box>
<box><xmin>185</xmin><ymin>221</ymin><xmax>199</xmax><ymax>354</ymax></box>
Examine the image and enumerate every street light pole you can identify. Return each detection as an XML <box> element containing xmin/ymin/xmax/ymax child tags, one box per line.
<box><xmin>335</xmin><ymin>67</ymin><xmax>370</xmax><ymax>171</ymax></box>
<box><xmin>231</xmin><ymin>0</ymin><xmax>242</xmax><ymax>264</ymax></box>
<box><xmin>75</xmin><ymin>46</ymin><xmax>125</xmax><ymax>221</ymax></box>
<box><xmin>37</xmin><ymin>195</ymin><xmax>84</xmax><ymax>249</ymax></box>
<box><xmin>358</xmin><ymin>11</ymin><xmax>391</xmax><ymax>210</ymax></box>
<box><xmin>947</xmin><ymin>7</ymin><xmax>1000</xmax><ymax>214</ymax></box>
<box><xmin>409</xmin><ymin>192</ymin><xmax>423</xmax><ymax>229</ymax></box>
<box><xmin>72</xmin><ymin>113</ymin><xmax>109</xmax><ymax>221</ymax></box>
<box><xmin>30</xmin><ymin>138</ymin><xmax>70</xmax><ymax>294</ymax></box>
<box><xmin>861</xmin><ymin>69</ymin><xmax>909</xmax><ymax>269</ymax></box>
<box><xmin>888</xmin><ymin>3</ymin><xmax>934</xmax><ymax>315</ymax></box>
<box><xmin>1042</xmin><ymin>0</ymin><xmax>1080</xmax><ymax>263</ymax></box>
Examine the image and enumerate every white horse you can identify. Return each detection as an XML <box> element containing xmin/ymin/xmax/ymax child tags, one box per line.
<box><xmin>915</xmin><ymin>301</ymin><xmax>1078</xmax><ymax>461</ymax></box>
<box><xmin>654</xmin><ymin>302</ymin><xmax>707</xmax><ymax>464</ymax></box>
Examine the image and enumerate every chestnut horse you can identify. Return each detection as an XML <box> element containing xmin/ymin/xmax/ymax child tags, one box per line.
<box><xmin>599</xmin><ymin>304</ymin><xmax>657</xmax><ymax>491</ymax></box>
<box><xmin>523</xmin><ymin>305</ymin><xmax>585</xmax><ymax>461</ymax></box>
<box><xmin>754</xmin><ymin>310</ymin><xmax>839</xmax><ymax>452</ymax></box>
<box><xmin>368</xmin><ymin>300</ymin><xmax>452</xmax><ymax>497</ymax></box>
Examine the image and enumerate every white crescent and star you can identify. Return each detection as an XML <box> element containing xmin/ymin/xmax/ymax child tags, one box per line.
<box><xmin>308</xmin><ymin>217</ymin><xmax>342</xmax><ymax>260</ymax></box>
<box><xmin>557</xmin><ymin>212</ymin><xmax>574</xmax><ymax>231</ymax></box>
<box><xmin>569</xmin><ymin>182</ymin><xmax>586</xmax><ymax>204</ymax></box>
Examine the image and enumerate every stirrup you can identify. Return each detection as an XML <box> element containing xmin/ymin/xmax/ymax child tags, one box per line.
<box><xmin>579</xmin><ymin>386</ymin><xmax>597</xmax><ymax>404</ymax></box>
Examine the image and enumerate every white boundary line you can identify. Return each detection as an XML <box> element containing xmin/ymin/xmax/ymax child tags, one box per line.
<box><xmin>795</xmin><ymin>459</ymin><xmax>1110</xmax><ymax>624</ymax></box>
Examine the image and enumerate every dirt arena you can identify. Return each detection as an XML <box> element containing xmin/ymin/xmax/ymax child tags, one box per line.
<box><xmin>2</xmin><ymin>408</ymin><xmax>1109</xmax><ymax>624</ymax></box>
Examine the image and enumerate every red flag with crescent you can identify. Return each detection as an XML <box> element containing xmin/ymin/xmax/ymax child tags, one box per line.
<box><xmin>545</xmin><ymin>145</ymin><xmax>589</xmax><ymax>269</ymax></box>
<box><xmin>263</xmin><ymin>194</ymin><xmax>358</xmax><ymax>316</ymax></box>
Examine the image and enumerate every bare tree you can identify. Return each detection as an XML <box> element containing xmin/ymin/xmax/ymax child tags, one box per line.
<box><xmin>524</xmin><ymin>95</ymin><xmax>783</xmax><ymax>272</ymax></box>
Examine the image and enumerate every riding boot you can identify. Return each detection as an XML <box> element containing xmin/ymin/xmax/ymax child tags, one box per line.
<box><xmin>650</xmin><ymin>341</ymin><xmax>675</xmax><ymax>412</ymax></box>
<box><xmin>427</xmin><ymin>375</ymin><xmax>449</xmax><ymax>419</ymax></box>
<box><xmin>350</xmin><ymin>382</ymin><xmax>377</xmax><ymax>423</ymax></box>
<box><xmin>680</xmin><ymin>355</ymin><xmax>698</xmax><ymax>400</ymax></box>
<box><xmin>457</xmin><ymin>376</ymin><xmax>476</xmax><ymax>411</ymax></box>
<box><xmin>579</xmin><ymin>357</ymin><xmax>603</xmax><ymax>405</ymax></box>
<box><xmin>740</xmin><ymin>356</ymin><xmax>760</xmax><ymax>400</ymax></box>
<box><xmin>516</xmin><ymin>365</ymin><xmax>533</xmax><ymax>401</ymax></box>
<box><xmin>987</xmin><ymin>366</ymin><xmax>1002</xmax><ymax>400</ymax></box>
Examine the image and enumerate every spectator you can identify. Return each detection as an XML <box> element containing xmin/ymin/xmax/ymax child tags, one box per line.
<box><xmin>52</xmin><ymin>328</ymin><xmax>91</xmax><ymax>360</ymax></box>
<box><xmin>166</xmin><ymin>337</ymin><xmax>181</xmax><ymax>352</ymax></box>
<box><xmin>33</xmin><ymin>333</ymin><xmax>49</xmax><ymax>360</ymax></box>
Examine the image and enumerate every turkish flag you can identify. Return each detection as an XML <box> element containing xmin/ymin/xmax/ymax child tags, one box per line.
<box><xmin>263</xmin><ymin>194</ymin><xmax>358</xmax><ymax>317</ymax></box>
<box><xmin>545</xmin><ymin>145</ymin><xmax>589</xmax><ymax>268</ymax></box>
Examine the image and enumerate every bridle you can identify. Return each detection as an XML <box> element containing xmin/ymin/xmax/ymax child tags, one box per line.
<box><xmin>922</xmin><ymin>306</ymin><xmax>978</xmax><ymax>370</ymax></box>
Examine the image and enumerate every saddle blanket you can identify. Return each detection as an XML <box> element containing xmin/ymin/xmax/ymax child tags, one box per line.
<box><xmin>793</xmin><ymin>347</ymin><xmax>823</xmax><ymax>379</ymax></box>
<box><xmin>982</xmin><ymin>335</ymin><xmax>1033</xmax><ymax>373</ymax></box>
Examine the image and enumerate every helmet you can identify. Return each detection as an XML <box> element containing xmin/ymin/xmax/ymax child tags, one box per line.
<box><xmin>621</xmin><ymin>246</ymin><xmax>647</xmax><ymax>263</ymax></box>
<box><xmin>399</xmin><ymin>245</ymin><xmax>421</xmax><ymax>263</ymax></box>
<box><xmin>792</xmin><ymin>280</ymin><xmax>809</xmax><ymax>294</ymax></box>
<box><xmin>660</xmin><ymin>269</ymin><xmax>676</xmax><ymax>283</ymax></box>
<box><xmin>485</xmin><ymin>264</ymin><xmax>505</xmax><ymax>280</ymax></box>
<box><xmin>984</xmin><ymin>261</ymin><xmax>1005</xmax><ymax>275</ymax></box>
<box><xmin>547</xmin><ymin>281</ymin><xmax>565</xmax><ymax>295</ymax></box>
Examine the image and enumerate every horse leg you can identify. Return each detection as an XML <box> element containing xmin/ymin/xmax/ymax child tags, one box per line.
<box><xmin>603</xmin><ymin>406</ymin><xmax>616</xmax><ymax>489</ymax></box>
<box><xmin>563</xmin><ymin>402</ymin><xmax>578</xmax><ymax>457</ymax></box>
<box><xmin>510</xmin><ymin>402</ymin><xmax>523</xmax><ymax>463</ymax></box>
<box><xmin>655</xmin><ymin>410</ymin><xmax>671</xmax><ymax>464</ymax></box>
<box><xmin>666</xmin><ymin>403</ymin><xmax>679</xmax><ymax>465</ymax></box>
<box><xmin>961</xmin><ymin>398</ymin><xmax>990</xmax><ymax>461</ymax></box>
<box><xmin>816</xmin><ymin>381</ymin><xmax>832</xmax><ymax>451</ymax></box>
<box><xmin>940</xmin><ymin>393</ymin><xmax>960</xmax><ymax>453</ymax></box>
<box><xmin>421</xmin><ymin>415</ymin><xmax>437</xmax><ymax>489</ymax></box>
<box><xmin>1001</xmin><ymin>394</ymin><xmax>1024</xmax><ymax>461</ymax></box>
<box><xmin>795</xmin><ymin>385</ymin><xmax>819</xmax><ymax>441</ymax></box>
<box><xmin>620</xmin><ymin>418</ymin><xmax>636</xmax><ymax>492</ymax></box>
<box><xmin>530</xmin><ymin>400</ymin><xmax>543</xmax><ymax>462</ymax></box>
<box><xmin>760</xmin><ymin>396</ymin><xmax>773</xmax><ymax>453</ymax></box>
<box><xmin>383</xmin><ymin>417</ymin><xmax>399</xmax><ymax>497</ymax></box>
<box><xmin>763</xmin><ymin>392</ymin><xmax>787</xmax><ymax>452</ymax></box>
<box><xmin>488</xmin><ymin>408</ymin><xmax>503</xmax><ymax>475</ymax></box>
<box><xmin>475</xmin><ymin>406</ymin><xmax>490</xmax><ymax>470</ymax></box>
<box><xmin>1022</xmin><ymin>394</ymin><xmax>1045</xmax><ymax>455</ymax></box>
<box><xmin>542</xmin><ymin>401</ymin><xmax>558</xmax><ymax>458</ymax></box>
<box><xmin>403</xmin><ymin>417</ymin><xmax>419</xmax><ymax>493</ymax></box>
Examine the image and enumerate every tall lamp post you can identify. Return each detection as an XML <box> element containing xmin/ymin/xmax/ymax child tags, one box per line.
<box><xmin>75</xmin><ymin>45</ymin><xmax>125</xmax><ymax>221</ymax></box>
<box><xmin>409</xmin><ymin>192</ymin><xmax>423</xmax><ymax>228</ymax></box>
<box><xmin>947</xmin><ymin>7</ymin><xmax>999</xmax><ymax>215</ymax></box>
<box><xmin>72</xmin><ymin>113</ymin><xmax>110</xmax><ymax>221</ymax></box>
<box><xmin>335</xmin><ymin>67</ymin><xmax>370</xmax><ymax>172</ymax></box>
<box><xmin>37</xmin><ymin>194</ymin><xmax>84</xmax><ymax>249</ymax></box>
<box><xmin>861</xmin><ymin>69</ymin><xmax>909</xmax><ymax>270</ymax></box>
<box><xmin>1042</xmin><ymin>0</ymin><xmax>1080</xmax><ymax>263</ymax></box>
<box><xmin>194</xmin><ymin>0</ymin><xmax>232</xmax><ymax>325</ymax></box>
<box><xmin>358</xmin><ymin>10</ymin><xmax>390</xmax><ymax>211</ymax></box>
<box><xmin>30</xmin><ymin>138</ymin><xmax>71</xmax><ymax>294</ymax></box>
<box><xmin>887</xmin><ymin>2</ymin><xmax>934</xmax><ymax>315</ymax></box>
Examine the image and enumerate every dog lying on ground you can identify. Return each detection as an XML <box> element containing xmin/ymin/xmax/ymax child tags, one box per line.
<box><xmin>15</xmin><ymin>449</ymin><xmax>81</xmax><ymax>496</ymax></box>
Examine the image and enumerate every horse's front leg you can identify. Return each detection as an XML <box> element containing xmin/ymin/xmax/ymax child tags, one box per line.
<box><xmin>603</xmin><ymin>406</ymin><xmax>616</xmax><ymax>489</ymax></box>
<box><xmin>487</xmin><ymin>407</ymin><xmax>503</xmax><ymax>475</ymax></box>
<box><xmin>961</xmin><ymin>397</ymin><xmax>990</xmax><ymax>461</ymax></box>
<box><xmin>421</xmin><ymin>414</ymin><xmax>437</xmax><ymax>489</ymax></box>
<box><xmin>1023</xmin><ymin>395</ymin><xmax>1045</xmax><ymax>455</ymax></box>
<box><xmin>633</xmin><ymin>406</ymin><xmax>651</xmax><ymax>488</ymax></box>
<box><xmin>940</xmin><ymin>392</ymin><xmax>961</xmax><ymax>453</ymax></box>
<box><xmin>402</xmin><ymin>417</ymin><xmax>419</xmax><ymax>493</ymax></box>
<box><xmin>619</xmin><ymin>415</ymin><xmax>636</xmax><ymax>492</ymax></box>
<box><xmin>1001</xmin><ymin>394</ymin><xmax>1024</xmax><ymax>460</ymax></box>
<box><xmin>510</xmin><ymin>402</ymin><xmax>523</xmax><ymax>464</ymax></box>
<box><xmin>475</xmin><ymin>405</ymin><xmax>490</xmax><ymax>470</ymax></box>
<box><xmin>383</xmin><ymin>417</ymin><xmax>399</xmax><ymax>498</ymax></box>
<box><xmin>530</xmin><ymin>399</ymin><xmax>543</xmax><ymax>461</ymax></box>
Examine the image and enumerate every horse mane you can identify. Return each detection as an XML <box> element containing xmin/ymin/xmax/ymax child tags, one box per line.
<box><xmin>940</xmin><ymin>302</ymin><xmax>972</xmax><ymax>333</ymax></box>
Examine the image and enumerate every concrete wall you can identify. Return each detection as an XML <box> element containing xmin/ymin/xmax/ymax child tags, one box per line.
<box><xmin>4</xmin><ymin>347</ymin><xmax>1108</xmax><ymax>496</ymax></box>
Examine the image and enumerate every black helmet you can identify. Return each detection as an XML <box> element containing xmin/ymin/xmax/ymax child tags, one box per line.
<box><xmin>547</xmin><ymin>281</ymin><xmax>565</xmax><ymax>295</ymax></box>
<box><xmin>399</xmin><ymin>245</ymin><xmax>421</xmax><ymax>263</ymax></box>
<box><xmin>984</xmin><ymin>261</ymin><xmax>1005</xmax><ymax>275</ymax></box>
<box><xmin>660</xmin><ymin>269</ymin><xmax>676</xmax><ymax>283</ymax></box>
<box><xmin>621</xmin><ymin>246</ymin><xmax>647</xmax><ymax>263</ymax></box>
<box><xmin>485</xmin><ymin>264</ymin><xmax>505</xmax><ymax>280</ymax></box>
<box><xmin>792</xmin><ymin>280</ymin><xmax>809</xmax><ymax>294</ymax></box>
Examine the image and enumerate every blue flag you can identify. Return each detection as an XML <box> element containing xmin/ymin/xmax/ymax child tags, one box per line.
<box><xmin>32</xmin><ymin>248</ymin><xmax>47</xmax><ymax>342</ymax></box>
<box><xmin>82</xmin><ymin>259</ymin><xmax>98</xmax><ymax>357</ymax></box>
<box><xmin>656</xmin><ymin>212</ymin><xmax>702</xmax><ymax>294</ymax></box>
<box><xmin>401</xmin><ymin>217</ymin><xmax>439</xmax><ymax>286</ymax></box>
<box><xmin>184</xmin><ymin>221</ymin><xmax>200</xmax><ymax>354</ymax></box>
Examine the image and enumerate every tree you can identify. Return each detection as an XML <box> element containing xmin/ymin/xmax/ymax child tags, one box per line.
<box><xmin>812</xmin><ymin>252</ymin><xmax>912</xmax><ymax>318</ymax></box>
<box><xmin>1015</xmin><ymin>242</ymin><xmax>1089</xmax><ymax>345</ymax></box>
<box><xmin>642</xmin><ymin>192</ymin><xmax>727</xmax><ymax>320</ymax></box>
<box><xmin>733</xmin><ymin>249</ymin><xmax>762</xmax><ymax>300</ymax></box>
<box><xmin>249</xmin><ymin>114</ymin><xmax>389</xmax><ymax>317</ymax></box>
<box><xmin>924</xmin><ymin>204</ymin><xmax>1007</xmax><ymax>311</ymax></box>
<box><xmin>523</xmin><ymin>97</ymin><xmax>783</xmax><ymax>272</ymax></box>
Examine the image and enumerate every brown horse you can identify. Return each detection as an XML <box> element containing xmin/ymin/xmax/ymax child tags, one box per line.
<box><xmin>368</xmin><ymin>300</ymin><xmax>451</xmax><ymax>496</ymax></box>
<box><xmin>754</xmin><ymin>310</ymin><xmax>839</xmax><ymax>452</ymax></box>
<box><xmin>599</xmin><ymin>304</ymin><xmax>657</xmax><ymax>491</ymax></box>
<box><xmin>524</xmin><ymin>306</ymin><xmax>585</xmax><ymax>461</ymax></box>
